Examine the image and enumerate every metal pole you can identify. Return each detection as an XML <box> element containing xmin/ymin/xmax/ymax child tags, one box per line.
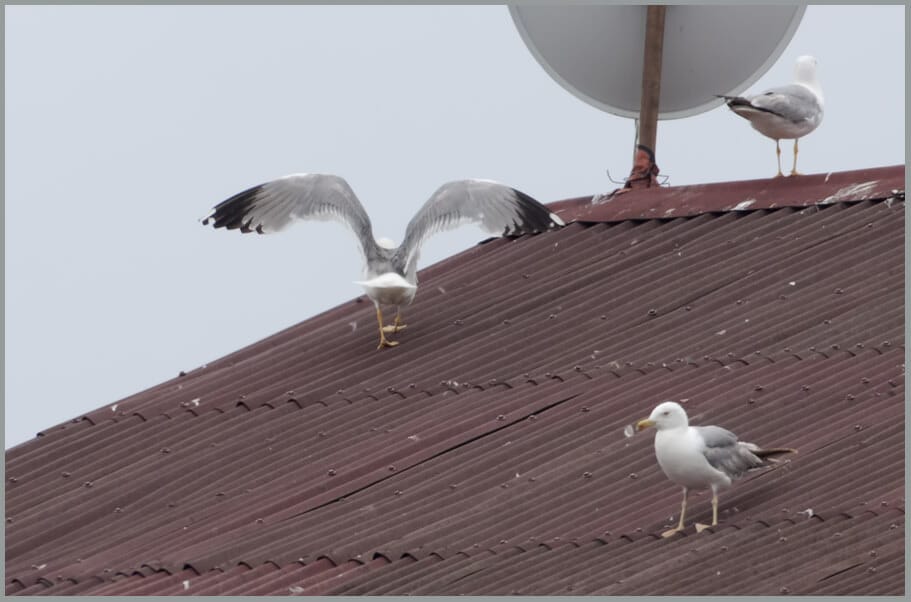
<box><xmin>637</xmin><ymin>5</ymin><xmax>666</xmax><ymax>156</ymax></box>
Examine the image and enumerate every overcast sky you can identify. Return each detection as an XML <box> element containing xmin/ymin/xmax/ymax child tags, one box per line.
<box><xmin>4</xmin><ymin>5</ymin><xmax>905</xmax><ymax>448</ymax></box>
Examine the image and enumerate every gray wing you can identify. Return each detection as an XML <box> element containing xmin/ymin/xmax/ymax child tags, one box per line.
<box><xmin>696</xmin><ymin>425</ymin><xmax>765</xmax><ymax>479</ymax></box>
<box><xmin>393</xmin><ymin>179</ymin><xmax>564</xmax><ymax>273</ymax></box>
<box><xmin>201</xmin><ymin>173</ymin><xmax>379</xmax><ymax>263</ymax></box>
<box><xmin>746</xmin><ymin>84</ymin><xmax>822</xmax><ymax>123</ymax></box>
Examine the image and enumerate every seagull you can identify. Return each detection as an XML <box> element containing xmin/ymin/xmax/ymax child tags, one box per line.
<box><xmin>201</xmin><ymin>174</ymin><xmax>564</xmax><ymax>349</ymax></box>
<box><xmin>635</xmin><ymin>401</ymin><xmax>796</xmax><ymax>537</ymax></box>
<box><xmin>719</xmin><ymin>55</ymin><xmax>824</xmax><ymax>177</ymax></box>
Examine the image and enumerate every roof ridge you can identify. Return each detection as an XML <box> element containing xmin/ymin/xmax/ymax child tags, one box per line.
<box><xmin>549</xmin><ymin>165</ymin><xmax>904</xmax><ymax>224</ymax></box>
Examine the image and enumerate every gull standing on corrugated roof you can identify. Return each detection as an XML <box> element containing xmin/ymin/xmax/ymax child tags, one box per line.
<box><xmin>719</xmin><ymin>55</ymin><xmax>824</xmax><ymax>177</ymax></box>
<box><xmin>635</xmin><ymin>401</ymin><xmax>796</xmax><ymax>537</ymax></box>
<box><xmin>202</xmin><ymin>174</ymin><xmax>564</xmax><ymax>349</ymax></box>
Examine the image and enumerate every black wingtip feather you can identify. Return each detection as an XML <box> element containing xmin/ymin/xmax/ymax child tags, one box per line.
<box><xmin>202</xmin><ymin>184</ymin><xmax>263</xmax><ymax>232</ymax></box>
<box><xmin>509</xmin><ymin>188</ymin><xmax>564</xmax><ymax>236</ymax></box>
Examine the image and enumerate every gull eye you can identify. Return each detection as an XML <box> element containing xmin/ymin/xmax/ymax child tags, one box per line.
<box><xmin>662</xmin><ymin>411</ymin><xmax>669</xmax><ymax>416</ymax></box>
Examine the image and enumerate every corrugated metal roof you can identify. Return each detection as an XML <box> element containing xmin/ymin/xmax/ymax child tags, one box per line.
<box><xmin>6</xmin><ymin>165</ymin><xmax>905</xmax><ymax>595</ymax></box>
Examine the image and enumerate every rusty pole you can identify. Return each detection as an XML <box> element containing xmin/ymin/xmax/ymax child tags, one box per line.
<box><xmin>636</xmin><ymin>5</ymin><xmax>666</xmax><ymax>157</ymax></box>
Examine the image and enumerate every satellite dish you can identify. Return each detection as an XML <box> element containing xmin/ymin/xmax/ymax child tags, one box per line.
<box><xmin>509</xmin><ymin>5</ymin><xmax>806</xmax><ymax>120</ymax></box>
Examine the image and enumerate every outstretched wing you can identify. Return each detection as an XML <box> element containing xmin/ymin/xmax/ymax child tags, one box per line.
<box><xmin>696</xmin><ymin>425</ymin><xmax>766</xmax><ymax>480</ymax></box>
<box><xmin>201</xmin><ymin>173</ymin><xmax>379</xmax><ymax>264</ymax></box>
<box><xmin>393</xmin><ymin>179</ymin><xmax>564</xmax><ymax>273</ymax></box>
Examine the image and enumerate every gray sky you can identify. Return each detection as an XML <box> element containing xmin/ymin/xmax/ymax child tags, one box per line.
<box><xmin>4</xmin><ymin>5</ymin><xmax>905</xmax><ymax>448</ymax></box>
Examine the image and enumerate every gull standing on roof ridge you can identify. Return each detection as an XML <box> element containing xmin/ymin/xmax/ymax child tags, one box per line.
<box><xmin>635</xmin><ymin>401</ymin><xmax>796</xmax><ymax>537</ymax></box>
<box><xmin>202</xmin><ymin>174</ymin><xmax>564</xmax><ymax>349</ymax></box>
<box><xmin>719</xmin><ymin>55</ymin><xmax>824</xmax><ymax>177</ymax></box>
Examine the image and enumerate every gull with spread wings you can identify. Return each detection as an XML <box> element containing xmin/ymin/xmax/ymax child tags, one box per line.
<box><xmin>202</xmin><ymin>174</ymin><xmax>564</xmax><ymax>349</ymax></box>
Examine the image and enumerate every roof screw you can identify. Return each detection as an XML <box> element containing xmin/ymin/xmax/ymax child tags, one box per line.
<box><xmin>114</xmin><ymin>507</ymin><xmax>123</xmax><ymax>513</ymax></box>
<box><xmin>408</xmin><ymin>383</ymin><xmax>416</xmax><ymax>389</ymax></box>
<box><xmin>854</xmin><ymin>424</ymin><xmax>863</xmax><ymax>431</ymax></box>
<box><xmin>544</xmin><ymin>372</ymin><xmax>553</xmax><ymax>378</ymax></box>
<box><xmin>834</xmin><ymin>288</ymin><xmax>844</xmax><ymax>294</ymax></box>
<box><xmin>753</xmin><ymin>350</ymin><xmax>761</xmax><ymax>356</ymax></box>
<box><xmin>528</xmin><ymin>476</ymin><xmax>536</xmax><ymax>482</ymax></box>
<box><xmin>386</xmin><ymin>386</ymin><xmax>396</xmax><ymax>393</ymax></box>
<box><xmin>867</xmin><ymin>567</ymin><xmax>877</xmax><ymax>574</ymax></box>
<box><xmin>574</xmin><ymin>365</ymin><xmax>583</xmax><ymax>372</ymax></box>
<box><xmin>846</xmin><ymin>394</ymin><xmax>855</xmax><ymax>401</ymax></box>
<box><xmin>869</xmin><ymin>550</ymin><xmax>877</xmax><ymax>557</ymax></box>
<box><xmin>754</xmin><ymin>385</ymin><xmax>764</xmax><ymax>391</ymax></box>
<box><xmin>684</xmin><ymin>305</ymin><xmax>692</xmax><ymax>311</ymax></box>
<box><xmin>880</xmin><ymin>500</ymin><xmax>888</xmax><ymax>506</ymax></box>
<box><xmin>318</xmin><ymin>431</ymin><xmax>327</xmax><ymax>438</ymax></box>
<box><xmin>522</xmin><ymin>273</ymin><xmax>530</xmax><ymax>279</ymax></box>
<box><xmin>823</xmin><ymin>319</ymin><xmax>831</xmax><ymax>325</ymax></box>
<box><xmin>496</xmin><ymin>414</ymin><xmax>506</xmax><ymax>421</ymax></box>
<box><xmin>809</xmin><ymin>345</ymin><xmax>816</xmax><ymax>351</ymax></box>
<box><xmin>583</xmin><ymin>472</ymin><xmax>593</xmax><ymax>479</ymax></box>
<box><xmin>452</xmin><ymin>319</ymin><xmax>463</xmax><ymax>326</ymax></box>
<box><xmin>327</xmin><ymin>469</ymin><xmax>336</xmax><ymax>476</ymax></box>
<box><xmin>255</xmin><ymin>518</ymin><xmax>264</xmax><ymax>523</ymax></box>
<box><xmin>215</xmin><ymin>492</ymin><xmax>225</xmax><ymax>497</ymax></box>
<box><xmin>780</xmin><ymin>587</ymin><xmax>790</xmax><ymax>594</ymax></box>
<box><xmin>160</xmin><ymin>447</ymin><xmax>171</xmax><ymax>454</ymax></box>
<box><xmin>890</xmin><ymin>523</ymin><xmax>898</xmax><ymax>529</ymax></box>
<box><xmin>528</xmin><ymin>414</ymin><xmax>537</xmax><ymax>421</ymax></box>
<box><xmin>178</xmin><ymin>370</ymin><xmax>187</xmax><ymax>377</ymax></box>
<box><xmin>6</xmin><ymin>517</ymin><xmax>12</xmax><ymax>524</ymax></box>
<box><xmin>600</xmin><ymin>314</ymin><xmax>607</xmax><ymax>320</ymax></box>
<box><xmin>580</xmin><ymin>406</ymin><xmax>590</xmax><ymax>412</ymax></box>
<box><xmin>548</xmin><ymin>313</ymin><xmax>557</xmax><ymax>319</ymax></box>
<box><xmin>449</xmin><ymin>484</ymin><xmax>458</xmax><ymax>490</ymax></box>
<box><xmin>882</xmin><ymin>340</ymin><xmax>891</xmax><ymax>347</ymax></box>
<box><xmin>488</xmin><ymin>378</ymin><xmax>498</xmax><ymax>385</ymax></box>
<box><xmin>500</xmin><ymin>483</ymin><xmax>509</xmax><ymax>489</ymax></box>
<box><xmin>394</xmin><ymin>490</ymin><xmax>403</xmax><ymax>496</ymax></box>
<box><xmin>336</xmin><ymin>389</ymin><xmax>344</xmax><ymax>395</ymax></box>
<box><xmin>388</xmin><ymin>465</ymin><xmax>396</xmax><ymax>472</ymax></box>
<box><xmin>831</xmin><ymin>344</ymin><xmax>840</xmax><ymax>350</ymax></box>
<box><xmin>747</xmin><ymin>398</ymin><xmax>756</xmax><ymax>404</ymax></box>
<box><xmin>855</xmin><ymin>343</ymin><xmax>864</xmax><ymax>349</ymax></box>
<box><xmin>83</xmin><ymin>481</ymin><xmax>94</xmax><ymax>488</ymax></box>
<box><xmin>861</xmin><ymin>377</ymin><xmax>870</xmax><ymax>384</ymax></box>
<box><xmin>801</xmin><ymin>385</ymin><xmax>811</xmax><ymax>391</ymax></box>
<box><xmin>628</xmin><ymin>473</ymin><xmax>638</xmax><ymax>479</ymax></box>
<box><xmin>779</xmin><ymin>294</ymin><xmax>787</xmax><ymax>300</ymax></box>
<box><xmin>783</xmin><ymin>347</ymin><xmax>791</xmax><ymax>352</ymax></box>
<box><xmin>286</xmin><ymin>390</ymin><xmax>295</xmax><ymax>396</ymax></box>
<box><xmin>778</xmin><ymin>536</ymin><xmax>787</xmax><ymax>542</ymax></box>
<box><xmin>502</xmin><ymin>319</ymin><xmax>511</xmax><ymax>325</ymax></box>
<box><xmin>736</xmin><ymin>299</ymin><xmax>744</xmax><ymax>305</ymax></box>
<box><xmin>888</xmin><ymin>379</ymin><xmax>898</xmax><ymax>387</ymax></box>
<box><xmin>647</xmin><ymin>308</ymin><xmax>658</xmax><ymax>317</ymax></box>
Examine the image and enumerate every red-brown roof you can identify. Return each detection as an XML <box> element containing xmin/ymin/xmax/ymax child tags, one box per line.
<box><xmin>5</xmin><ymin>165</ymin><xmax>905</xmax><ymax>595</ymax></box>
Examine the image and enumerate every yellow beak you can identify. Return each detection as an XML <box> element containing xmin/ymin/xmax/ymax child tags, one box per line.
<box><xmin>636</xmin><ymin>418</ymin><xmax>656</xmax><ymax>432</ymax></box>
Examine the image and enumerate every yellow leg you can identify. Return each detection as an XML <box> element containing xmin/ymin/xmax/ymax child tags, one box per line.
<box><xmin>774</xmin><ymin>140</ymin><xmax>784</xmax><ymax>178</ymax></box>
<box><xmin>375</xmin><ymin>306</ymin><xmax>399</xmax><ymax>349</ymax></box>
<box><xmin>790</xmin><ymin>139</ymin><xmax>802</xmax><ymax>176</ymax></box>
<box><xmin>381</xmin><ymin>309</ymin><xmax>407</xmax><ymax>334</ymax></box>
<box><xmin>661</xmin><ymin>488</ymin><xmax>688</xmax><ymax>538</ymax></box>
<box><xmin>695</xmin><ymin>491</ymin><xmax>719</xmax><ymax>533</ymax></box>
